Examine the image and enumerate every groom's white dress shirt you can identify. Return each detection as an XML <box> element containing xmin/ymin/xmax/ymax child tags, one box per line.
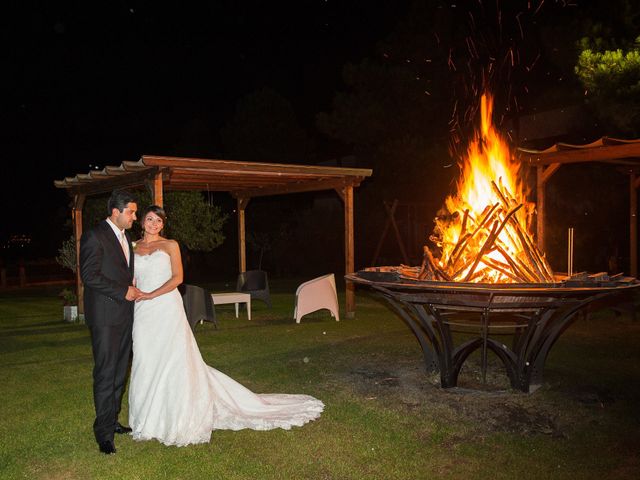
<box><xmin>106</xmin><ymin>218</ymin><xmax>130</xmax><ymax>266</ymax></box>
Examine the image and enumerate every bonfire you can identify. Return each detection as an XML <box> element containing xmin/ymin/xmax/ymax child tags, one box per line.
<box><xmin>410</xmin><ymin>93</ymin><xmax>554</xmax><ymax>283</ymax></box>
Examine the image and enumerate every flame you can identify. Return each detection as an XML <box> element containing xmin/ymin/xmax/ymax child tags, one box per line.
<box><xmin>430</xmin><ymin>93</ymin><xmax>551</xmax><ymax>283</ymax></box>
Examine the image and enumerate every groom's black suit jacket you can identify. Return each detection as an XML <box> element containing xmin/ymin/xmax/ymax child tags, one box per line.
<box><xmin>80</xmin><ymin>220</ymin><xmax>135</xmax><ymax>326</ymax></box>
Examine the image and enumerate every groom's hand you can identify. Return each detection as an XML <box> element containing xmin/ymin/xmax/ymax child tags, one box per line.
<box><xmin>126</xmin><ymin>286</ymin><xmax>142</xmax><ymax>301</ymax></box>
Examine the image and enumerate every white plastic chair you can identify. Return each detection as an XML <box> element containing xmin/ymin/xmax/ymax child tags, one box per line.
<box><xmin>294</xmin><ymin>274</ymin><xmax>340</xmax><ymax>323</ymax></box>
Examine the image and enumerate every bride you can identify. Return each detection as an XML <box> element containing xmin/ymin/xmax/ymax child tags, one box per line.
<box><xmin>128</xmin><ymin>205</ymin><xmax>323</xmax><ymax>446</ymax></box>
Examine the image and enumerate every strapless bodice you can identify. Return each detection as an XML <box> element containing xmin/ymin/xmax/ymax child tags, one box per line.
<box><xmin>134</xmin><ymin>250</ymin><xmax>172</xmax><ymax>292</ymax></box>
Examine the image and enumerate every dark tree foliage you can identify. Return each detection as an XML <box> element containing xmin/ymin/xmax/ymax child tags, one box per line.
<box><xmin>79</xmin><ymin>190</ymin><xmax>227</xmax><ymax>252</ymax></box>
<box><xmin>576</xmin><ymin>46</ymin><xmax>640</xmax><ymax>135</ymax></box>
<box><xmin>573</xmin><ymin>0</ymin><xmax>640</xmax><ymax>135</ymax></box>
<box><xmin>160</xmin><ymin>192</ymin><xmax>227</xmax><ymax>252</ymax></box>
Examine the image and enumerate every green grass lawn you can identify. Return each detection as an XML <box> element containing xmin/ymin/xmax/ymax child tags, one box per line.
<box><xmin>1</xmin><ymin>282</ymin><xmax>639</xmax><ymax>479</ymax></box>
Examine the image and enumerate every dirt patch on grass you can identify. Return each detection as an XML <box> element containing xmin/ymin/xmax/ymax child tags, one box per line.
<box><xmin>28</xmin><ymin>462</ymin><xmax>85</xmax><ymax>480</ymax></box>
<box><xmin>340</xmin><ymin>354</ymin><xmax>598</xmax><ymax>441</ymax></box>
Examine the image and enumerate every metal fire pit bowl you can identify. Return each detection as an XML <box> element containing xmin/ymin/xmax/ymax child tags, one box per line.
<box><xmin>346</xmin><ymin>267</ymin><xmax>640</xmax><ymax>393</ymax></box>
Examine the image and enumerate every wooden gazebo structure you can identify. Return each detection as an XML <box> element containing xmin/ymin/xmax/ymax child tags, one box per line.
<box><xmin>54</xmin><ymin>155</ymin><xmax>372</xmax><ymax>317</ymax></box>
<box><xmin>518</xmin><ymin>137</ymin><xmax>640</xmax><ymax>275</ymax></box>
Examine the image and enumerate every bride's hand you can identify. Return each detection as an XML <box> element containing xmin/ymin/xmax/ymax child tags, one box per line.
<box><xmin>136</xmin><ymin>291</ymin><xmax>155</xmax><ymax>302</ymax></box>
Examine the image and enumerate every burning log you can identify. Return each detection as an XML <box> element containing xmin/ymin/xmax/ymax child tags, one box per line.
<box><xmin>450</xmin><ymin>255</ymin><xmax>476</xmax><ymax>280</ymax></box>
<box><xmin>417</xmin><ymin>246</ymin><xmax>449</xmax><ymax>281</ymax></box>
<box><xmin>446</xmin><ymin>203</ymin><xmax>499</xmax><ymax>271</ymax></box>
<box><xmin>495</xmin><ymin>244</ymin><xmax>537</xmax><ymax>283</ymax></box>
<box><xmin>418</xmin><ymin>247</ymin><xmax>430</xmax><ymax>279</ymax></box>
<box><xmin>427</xmin><ymin>248</ymin><xmax>451</xmax><ymax>281</ymax></box>
<box><xmin>490</xmin><ymin>180</ymin><xmax>554</xmax><ymax>282</ymax></box>
<box><xmin>463</xmin><ymin>219</ymin><xmax>500</xmax><ymax>281</ymax></box>
<box><xmin>481</xmin><ymin>257</ymin><xmax>525</xmax><ymax>283</ymax></box>
<box><xmin>460</xmin><ymin>209</ymin><xmax>469</xmax><ymax>236</ymax></box>
<box><xmin>399</xmin><ymin>265</ymin><xmax>421</xmax><ymax>280</ymax></box>
<box><xmin>446</xmin><ymin>232</ymin><xmax>471</xmax><ymax>270</ymax></box>
<box><xmin>417</xmin><ymin>246</ymin><xmax>437</xmax><ymax>280</ymax></box>
<box><xmin>464</xmin><ymin>204</ymin><xmax>522</xmax><ymax>281</ymax></box>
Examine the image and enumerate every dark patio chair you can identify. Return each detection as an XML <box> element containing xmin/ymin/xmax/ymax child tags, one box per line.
<box><xmin>181</xmin><ymin>284</ymin><xmax>218</xmax><ymax>330</ymax></box>
<box><xmin>236</xmin><ymin>270</ymin><xmax>272</xmax><ymax>308</ymax></box>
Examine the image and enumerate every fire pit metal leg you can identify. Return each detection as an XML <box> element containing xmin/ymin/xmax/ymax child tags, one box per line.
<box><xmin>481</xmin><ymin>306</ymin><xmax>490</xmax><ymax>384</ymax></box>
<box><xmin>383</xmin><ymin>295</ymin><xmax>439</xmax><ymax>373</ymax></box>
<box><xmin>421</xmin><ymin>305</ymin><xmax>457</xmax><ymax>387</ymax></box>
<box><xmin>524</xmin><ymin>297</ymin><xmax>603</xmax><ymax>391</ymax></box>
<box><xmin>512</xmin><ymin>308</ymin><xmax>554</xmax><ymax>391</ymax></box>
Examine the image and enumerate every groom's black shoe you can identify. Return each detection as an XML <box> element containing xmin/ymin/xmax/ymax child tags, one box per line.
<box><xmin>114</xmin><ymin>423</ymin><xmax>132</xmax><ymax>434</ymax></box>
<box><xmin>98</xmin><ymin>440</ymin><xmax>116</xmax><ymax>455</ymax></box>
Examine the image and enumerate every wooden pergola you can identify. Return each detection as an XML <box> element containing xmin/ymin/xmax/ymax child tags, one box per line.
<box><xmin>54</xmin><ymin>155</ymin><xmax>372</xmax><ymax>317</ymax></box>
<box><xmin>518</xmin><ymin>137</ymin><xmax>640</xmax><ymax>275</ymax></box>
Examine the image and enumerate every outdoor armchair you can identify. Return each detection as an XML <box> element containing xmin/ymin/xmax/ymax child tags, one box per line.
<box><xmin>236</xmin><ymin>270</ymin><xmax>272</xmax><ymax>308</ymax></box>
<box><xmin>294</xmin><ymin>273</ymin><xmax>340</xmax><ymax>323</ymax></box>
<box><xmin>181</xmin><ymin>284</ymin><xmax>218</xmax><ymax>330</ymax></box>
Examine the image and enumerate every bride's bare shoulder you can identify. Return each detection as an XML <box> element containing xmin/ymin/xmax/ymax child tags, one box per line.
<box><xmin>161</xmin><ymin>239</ymin><xmax>180</xmax><ymax>254</ymax></box>
<box><xmin>160</xmin><ymin>238</ymin><xmax>178</xmax><ymax>248</ymax></box>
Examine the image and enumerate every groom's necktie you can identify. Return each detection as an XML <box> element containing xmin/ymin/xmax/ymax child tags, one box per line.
<box><xmin>119</xmin><ymin>231</ymin><xmax>130</xmax><ymax>266</ymax></box>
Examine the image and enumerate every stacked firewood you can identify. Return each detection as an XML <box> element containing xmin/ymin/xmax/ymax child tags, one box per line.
<box><xmin>403</xmin><ymin>180</ymin><xmax>554</xmax><ymax>283</ymax></box>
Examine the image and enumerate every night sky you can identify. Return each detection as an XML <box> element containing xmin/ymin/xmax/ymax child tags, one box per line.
<box><xmin>2</xmin><ymin>1</ymin><xmax>629</xmax><ymax>266</ymax></box>
<box><xmin>3</xmin><ymin>1</ymin><xmax>407</xmax><ymax>251</ymax></box>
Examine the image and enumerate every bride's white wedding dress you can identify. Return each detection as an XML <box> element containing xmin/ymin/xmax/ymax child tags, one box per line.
<box><xmin>128</xmin><ymin>250</ymin><xmax>324</xmax><ymax>446</ymax></box>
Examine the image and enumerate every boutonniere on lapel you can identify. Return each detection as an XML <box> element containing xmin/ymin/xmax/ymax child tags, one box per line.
<box><xmin>131</xmin><ymin>241</ymin><xmax>137</xmax><ymax>251</ymax></box>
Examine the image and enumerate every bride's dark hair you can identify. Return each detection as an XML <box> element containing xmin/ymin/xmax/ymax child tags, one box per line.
<box><xmin>143</xmin><ymin>205</ymin><xmax>166</xmax><ymax>223</ymax></box>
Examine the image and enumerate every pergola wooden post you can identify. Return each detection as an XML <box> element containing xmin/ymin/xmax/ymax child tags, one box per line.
<box><xmin>73</xmin><ymin>193</ymin><xmax>86</xmax><ymax>314</ymax></box>
<box><xmin>55</xmin><ymin>156</ymin><xmax>372</xmax><ymax>318</ymax></box>
<box><xmin>519</xmin><ymin>137</ymin><xmax>640</xmax><ymax>277</ymax></box>
<box><xmin>631</xmin><ymin>173</ymin><xmax>639</xmax><ymax>277</ymax></box>
<box><xmin>535</xmin><ymin>163</ymin><xmax>561</xmax><ymax>252</ymax></box>
<box><xmin>151</xmin><ymin>170</ymin><xmax>164</xmax><ymax>207</ymax></box>
<box><xmin>336</xmin><ymin>185</ymin><xmax>356</xmax><ymax>317</ymax></box>
<box><xmin>237</xmin><ymin>197</ymin><xmax>250</xmax><ymax>273</ymax></box>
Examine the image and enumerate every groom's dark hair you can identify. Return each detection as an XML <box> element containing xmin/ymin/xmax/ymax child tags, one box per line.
<box><xmin>108</xmin><ymin>190</ymin><xmax>137</xmax><ymax>215</ymax></box>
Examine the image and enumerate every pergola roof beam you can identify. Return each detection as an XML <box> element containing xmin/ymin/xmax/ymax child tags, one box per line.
<box><xmin>519</xmin><ymin>137</ymin><xmax>640</xmax><ymax>167</ymax></box>
<box><xmin>60</xmin><ymin>168</ymin><xmax>159</xmax><ymax>195</ymax></box>
<box><xmin>141</xmin><ymin>155</ymin><xmax>369</xmax><ymax>177</ymax></box>
<box><xmin>231</xmin><ymin>177</ymin><xmax>362</xmax><ymax>198</ymax></box>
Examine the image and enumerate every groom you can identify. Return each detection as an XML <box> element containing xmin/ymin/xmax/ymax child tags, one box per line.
<box><xmin>80</xmin><ymin>189</ymin><xmax>141</xmax><ymax>455</ymax></box>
